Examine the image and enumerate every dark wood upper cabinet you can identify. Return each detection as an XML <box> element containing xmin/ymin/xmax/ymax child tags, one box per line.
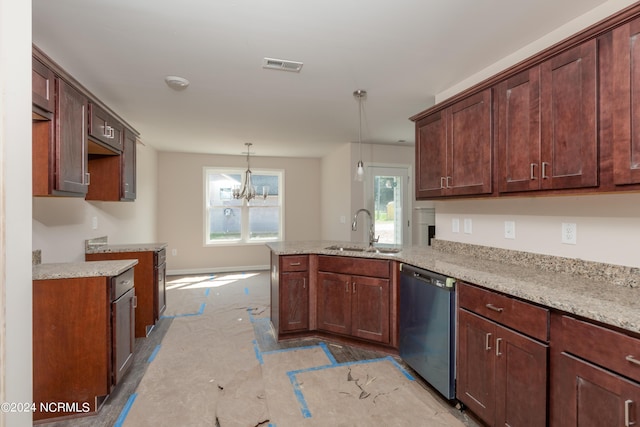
<box><xmin>540</xmin><ymin>40</ymin><xmax>598</xmax><ymax>190</ymax></box>
<box><xmin>54</xmin><ymin>78</ymin><xmax>89</xmax><ymax>196</ymax></box>
<box><xmin>89</xmin><ymin>102</ymin><xmax>124</xmax><ymax>152</ymax></box>
<box><xmin>611</xmin><ymin>17</ymin><xmax>640</xmax><ymax>186</ymax></box>
<box><xmin>415</xmin><ymin>89</ymin><xmax>492</xmax><ymax>199</ymax></box>
<box><xmin>32</xmin><ymin>57</ymin><xmax>55</xmax><ymax>116</ymax></box>
<box><xmin>497</xmin><ymin>41</ymin><xmax>598</xmax><ymax>193</ymax></box>
<box><xmin>121</xmin><ymin>129</ymin><xmax>137</xmax><ymax>201</ymax></box>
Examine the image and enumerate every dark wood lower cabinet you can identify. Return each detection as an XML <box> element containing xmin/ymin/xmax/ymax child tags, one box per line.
<box><xmin>552</xmin><ymin>352</ymin><xmax>640</xmax><ymax>426</ymax></box>
<box><xmin>280</xmin><ymin>271</ymin><xmax>309</xmax><ymax>332</ymax></box>
<box><xmin>317</xmin><ymin>269</ymin><xmax>390</xmax><ymax>344</ymax></box>
<box><xmin>33</xmin><ymin>268</ymin><xmax>135</xmax><ymax>422</ymax></box>
<box><xmin>457</xmin><ymin>309</ymin><xmax>548</xmax><ymax>426</ymax></box>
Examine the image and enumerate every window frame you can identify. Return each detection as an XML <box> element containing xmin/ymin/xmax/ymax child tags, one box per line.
<box><xmin>203</xmin><ymin>167</ymin><xmax>284</xmax><ymax>246</ymax></box>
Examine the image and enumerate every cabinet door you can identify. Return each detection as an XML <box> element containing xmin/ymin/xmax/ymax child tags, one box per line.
<box><xmin>317</xmin><ymin>271</ymin><xmax>351</xmax><ymax>335</ymax></box>
<box><xmin>89</xmin><ymin>103</ymin><xmax>124</xmax><ymax>152</ymax></box>
<box><xmin>280</xmin><ymin>272</ymin><xmax>309</xmax><ymax>332</ymax></box>
<box><xmin>457</xmin><ymin>309</ymin><xmax>497</xmax><ymax>425</ymax></box>
<box><xmin>494</xmin><ymin>323</ymin><xmax>548</xmax><ymax>427</ymax></box>
<box><xmin>612</xmin><ymin>17</ymin><xmax>640</xmax><ymax>186</ymax></box>
<box><xmin>112</xmin><ymin>287</ymin><xmax>135</xmax><ymax>385</ymax></box>
<box><xmin>540</xmin><ymin>39</ymin><xmax>598</xmax><ymax>190</ymax></box>
<box><xmin>55</xmin><ymin>78</ymin><xmax>89</xmax><ymax>195</ymax></box>
<box><xmin>497</xmin><ymin>68</ymin><xmax>542</xmax><ymax>193</ymax></box>
<box><xmin>416</xmin><ymin>111</ymin><xmax>447</xmax><ymax>198</ymax></box>
<box><xmin>122</xmin><ymin>130</ymin><xmax>137</xmax><ymax>200</ymax></box>
<box><xmin>553</xmin><ymin>352</ymin><xmax>640</xmax><ymax>427</ymax></box>
<box><xmin>32</xmin><ymin>57</ymin><xmax>55</xmax><ymax>114</ymax></box>
<box><xmin>447</xmin><ymin>88</ymin><xmax>493</xmax><ymax>196</ymax></box>
<box><xmin>156</xmin><ymin>263</ymin><xmax>166</xmax><ymax>319</ymax></box>
<box><xmin>351</xmin><ymin>276</ymin><xmax>390</xmax><ymax>343</ymax></box>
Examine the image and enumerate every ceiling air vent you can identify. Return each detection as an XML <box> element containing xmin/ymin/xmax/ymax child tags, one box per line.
<box><xmin>262</xmin><ymin>57</ymin><xmax>303</xmax><ymax>73</ymax></box>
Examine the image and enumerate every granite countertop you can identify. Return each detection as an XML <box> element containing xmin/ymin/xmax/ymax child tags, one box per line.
<box><xmin>33</xmin><ymin>259</ymin><xmax>138</xmax><ymax>280</ymax></box>
<box><xmin>85</xmin><ymin>242</ymin><xmax>168</xmax><ymax>254</ymax></box>
<box><xmin>266</xmin><ymin>240</ymin><xmax>640</xmax><ymax>335</ymax></box>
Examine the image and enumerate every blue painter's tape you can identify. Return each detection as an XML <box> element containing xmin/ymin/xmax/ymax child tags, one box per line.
<box><xmin>114</xmin><ymin>393</ymin><xmax>137</xmax><ymax>427</ymax></box>
<box><xmin>287</xmin><ymin>371</ymin><xmax>312</xmax><ymax>418</ymax></box>
<box><xmin>253</xmin><ymin>339</ymin><xmax>264</xmax><ymax>365</ymax></box>
<box><xmin>286</xmin><ymin>356</ymin><xmax>416</xmax><ymax>418</ymax></box>
<box><xmin>318</xmin><ymin>342</ymin><xmax>338</xmax><ymax>365</ymax></box>
<box><xmin>204</xmin><ymin>288</ymin><xmax>211</xmax><ymax>297</ymax></box>
<box><xmin>244</xmin><ymin>287</ymin><xmax>249</xmax><ymax>295</ymax></box>
<box><xmin>148</xmin><ymin>345</ymin><xmax>161</xmax><ymax>363</ymax></box>
<box><xmin>161</xmin><ymin>302</ymin><xmax>206</xmax><ymax>319</ymax></box>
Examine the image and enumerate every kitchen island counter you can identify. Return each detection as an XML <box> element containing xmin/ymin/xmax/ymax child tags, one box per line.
<box><xmin>33</xmin><ymin>259</ymin><xmax>138</xmax><ymax>280</ymax></box>
<box><xmin>267</xmin><ymin>240</ymin><xmax>640</xmax><ymax>335</ymax></box>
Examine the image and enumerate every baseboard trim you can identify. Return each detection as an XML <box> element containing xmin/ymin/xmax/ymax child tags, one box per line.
<box><xmin>166</xmin><ymin>264</ymin><xmax>270</xmax><ymax>276</ymax></box>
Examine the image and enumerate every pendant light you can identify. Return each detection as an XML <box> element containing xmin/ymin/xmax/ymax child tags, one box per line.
<box><xmin>354</xmin><ymin>89</ymin><xmax>367</xmax><ymax>182</ymax></box>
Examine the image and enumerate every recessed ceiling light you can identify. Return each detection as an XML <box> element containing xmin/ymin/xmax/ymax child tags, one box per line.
<box><xmin>164</xmin><ymin>75</ymin><xmax>190</xmax><ymax>90</ymax></box>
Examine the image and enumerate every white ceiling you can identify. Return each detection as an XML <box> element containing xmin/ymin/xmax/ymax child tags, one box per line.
<box><xmin>32</xmin><ymin>0</ymin><xmax>608</xmax><ymax>158</ymax></box>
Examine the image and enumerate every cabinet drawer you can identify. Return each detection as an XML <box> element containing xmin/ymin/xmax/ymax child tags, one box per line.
<box><xmin>458</xmin><ymin>282</ymin><xmax>549</xmax><ymax>342</ymax></box>
<box><xmin>318</xmin><ymin>255</ymin><xmax>390</xmax><ymax>278</ymax></box>
<box><xmin>89</xmin><ymin>103</ymin><xmax>123</xmax><ymax>152</ymax></box>
<box><xmin>280</xmin><ymin>255</ymin><xmax>308</xmax><ymax>272</ymax></box>
<box><xmin>111</xmin><ymin>267</ymin><xmax>135</xmax><ymax>301</ymax></box>
<box><xmin>558</xmin><ymin>315</ymin><xmax>640</xmax><ymax>383</ymax></box>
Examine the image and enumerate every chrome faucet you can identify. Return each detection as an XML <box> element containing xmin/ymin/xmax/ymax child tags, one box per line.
<box><xmin>352</xmin><ymin>208</ymin><xmax>379</xmax><ymax>247</ymax></box>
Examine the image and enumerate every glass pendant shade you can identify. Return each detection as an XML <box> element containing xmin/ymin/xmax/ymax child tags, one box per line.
<box><xmin>354</xmin><ymin>89</ymin><xmax>366</xmax><ymax>182</ymax></box>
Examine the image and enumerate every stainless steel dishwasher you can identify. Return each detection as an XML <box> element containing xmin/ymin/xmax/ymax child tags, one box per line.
<box><xmin>399</xmin><ymin>263</ymin><xmax>456</xmax><ymax>400</ymax></box>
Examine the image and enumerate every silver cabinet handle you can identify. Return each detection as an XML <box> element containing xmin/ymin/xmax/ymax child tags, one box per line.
<box><xmin>625</xmin><ymin>399</ymin><xmax>633</xmax><ymax>427</ymax></box>
<box><xmin>120</xmin><ymin>279</ymin><xmax>132</xmax><ymax>287</ymax></box>
<box><xmin>302</xmin><ymin>278</ymin><xmax>306</xmax><ymax>289</ymax></box>
<box><xmin>446</xmin><ymin>176</ymin><xmax>452</xmax><ymax>188</ymax></box>
<box><xmin>496</xmin><ymin>337</ymin><xmax>503</xmax><ymax>356</ymax></box>
<box><xmin>486</xmin><ymin>303</ymin><xmax>504</xmax><ymax>313</ymax></box>
<box><xmin>626</xmin><ymin>355</ymin><xmax>640</xmax><ymax>366</ymax></box>
<box><xmin>440</xmin><ymin>176</ymin><xmax>446</xmax><ymax>189</ymax></box>
<box><xmin>289</xmin><ymin>262</ymin><xmax>301</xmax><ymax>266</ymax></box>
<box><xmin>345</xmin><ymin>281</ymin><xmax>349</xmax><ymax>293</ymax></box>
<box><xmin>132</xmin><ymin>295</ymin><xmax>138</xmax><ymax>308</ymax></box>
<box><xmin>103</xmin><ymin>121</ymin><xmax>109</xmax><ymax>137</ymax></box>
<box><xmin>109</xmin><ymin>126</ymin><xmax>115</xmax><ymax>139</ymax></box>
<box><xmin>485</xmin><ymin>333</ymin><xmax>492</xmax><ymax>350</ymax></box>
<box><xmin>530</xmin><ymin>163</ymin><xmax>537</xmax><ymax>180</ymax></box>
<box><xmin>542</xmin><ymin>162</ymin><xmax>550</xmax><ymax>179</ymax></box>
<box><xmin>352</xmin><ymin>282</ymin><xmax>356</xmax><ymax>294</ymax></box>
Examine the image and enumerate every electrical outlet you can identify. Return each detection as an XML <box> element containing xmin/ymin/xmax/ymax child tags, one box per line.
<box><xmin>452</xmin><ymin>218</ymin><xmax>460</xmax><ymax>233</ymax></box>
<box><xmin>172</xmin><ymin>248</ymin><xmax>178</xmax><ymax>256</ymax></box>
<box><xmin>463</xmin><ymin>218</ymin><xmax>472</xmax><ymax>234</ymax></box>
<box><xmin>504</xmin><ymin>221</ymin><xmax>515</xmax><ymax>239</ymax></box>
<box><xmin>561</xmin><ymin>223</ymin><xmax>577</xmax><ymax>245</ymax></box>
<box><xmin>91</xmin><ymin>216</ymin><xmax>98</xmax><ymax>230</ymax></box>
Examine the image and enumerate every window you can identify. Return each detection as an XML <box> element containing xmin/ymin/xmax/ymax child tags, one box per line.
<box><xmin>204</xmin><ymin>168</ymin><xmax>283</xmax><ymax>244</ymax></box>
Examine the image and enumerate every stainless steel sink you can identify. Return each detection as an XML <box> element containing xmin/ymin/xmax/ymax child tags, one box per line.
<box><xmin>324</xmin><ymin>245</ymin><xmax>401</xmax><ymax>254</ymax></box>
<box><xmin>324</xmin><ymin>245</ymin><xmax>367</xmax><ymax>252</ymax></box>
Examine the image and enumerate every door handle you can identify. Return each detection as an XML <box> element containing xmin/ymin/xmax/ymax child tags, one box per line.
<box><xmin>495</xmin><ymin>337</ymin><xmax>503</xmax><ymax>356</ymax></box>
<box><xmin>486</xmin><ymin>303</ymin><xmax>504</xmax><ymax>313</ymax></box>
<box><xmin>485</xmin><ymin>333</ymin><xmax>492</xmax><ymax>350</ymax></box>
<box><xmin>625</xmin><ymin>399</ymin><xmax>634</xmax><ymax>427</ymax></box>
<box><xmin>626</xmin><ymin>355</ymin><xmax>640</xmax><ymax>366</ymax></box>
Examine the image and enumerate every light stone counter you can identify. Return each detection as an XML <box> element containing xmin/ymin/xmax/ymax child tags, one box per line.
<box><xmin>266</xmin><ymin>240</ymin><xmax>640</xmax><ymax>335</ymax></box>
<box><xmin>85</xmin><ymin>242</ymin><xmax>168</xmax><ymax>254</ymax></box>
<box><xmin>33</xmin><ymin>259</ymin><xmax>138</xmax><ymax>280</ymax></box>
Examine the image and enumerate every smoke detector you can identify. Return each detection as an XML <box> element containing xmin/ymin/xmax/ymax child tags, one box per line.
<box><xmin>164</xmin><ymin>75</ymin><xmax>190</xmax><ymax>90</ymax></box>
<box><xmin>262</xmin><ymin>57</ymin><xmax>303</xmax><ymax>73</ymax></box>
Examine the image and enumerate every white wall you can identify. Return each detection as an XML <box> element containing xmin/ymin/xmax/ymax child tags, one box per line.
<box><xmin>32</xmin><ymin>143</ymin><xmax>159</xmax><ymax>263</ymax></box>
<box><xmin>1</xmin><ymin>0</ymin><xmax>33</xmax><ymax>425</ymax></box>
<box><xmin>435</xmin><ymin>193</ymin><xmax>640</xmax><ymax>268</ymax></box>
<box><xmin>157</xmin><ymin>151</ymin><xmax>321</xmax><ymax>274</ymax></box>
<box><xmin>430</xmin><ymin>0</ymin><xmax>640</xmax><ymax>269</ymax></box>
<box><xmin>321</xmin><ymin>143</ymin><xmax>352</xmax><ymax>241</ymax></box>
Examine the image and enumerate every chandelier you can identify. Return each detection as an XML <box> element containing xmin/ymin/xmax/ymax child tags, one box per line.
<box><xmin>232</xmin><ymin>142</ymin><xmax>267</xmax><ymax>202</ymax></box>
